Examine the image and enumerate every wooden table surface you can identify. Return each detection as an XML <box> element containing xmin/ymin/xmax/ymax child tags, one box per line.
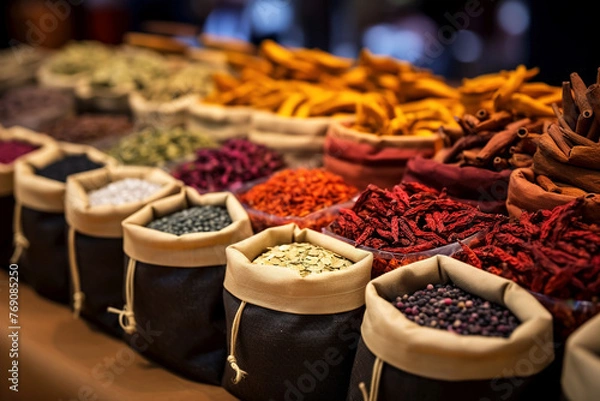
<box><xmin>0</xmin><ymin>269</ymin><xmax>239</xmax><ymax>401</ymax></box>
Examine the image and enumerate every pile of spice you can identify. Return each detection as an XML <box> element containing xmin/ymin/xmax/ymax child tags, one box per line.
<box><xmin>87</xmin><ymin>178</ymin><xmax>163</xmax><ymax>206</ymax></box>
<box><xmin>42</xmin><ymin>40</ymin><xmax>112</xmax><ymax>77</ymax></box>
<box><xmin>327</xmin><ymin>182</ymin><xmax>507</xmax><ymax>277</ymax></box>
<box><xmin>147</xmin><ymin>205</ymin><xmax>232</xmax><ymax>235</ymax></box>
<box><xmin>35</xmin><ymin>154</ymin><xmax>104</xmax><ymax>182</ymax></box>
<box><xmin>452</xmin><ymin>198</ymin><xmax>600</xmax><ymax>339</ymax></box>
<box><xmin>43</xmin><ymin>114</ymin><xmax>133</xmax><ymax>147</ymax></box>
<box><xmin>252</xmin><ymin>242</ymin><xmax>353</xmax><ymax>277</ymax></box>
<box><xmin>0</xmin><ymin>86</ymin><xmax>74</xmax><ymax>130</ymax></box>
<box><xmin>108</xmin><ymin>126</ymin><xmax>215</xmax><ymax>166</ymax></box>
<box><xmin>394</xmin><ymin>283</ymin><xmax>520</xmax><ymax>337</ymax></box>
<box><xmin>237</xmin><ymin>168</ymin><xmax>358</xmax><ymax>231</ymax></box>
<box><xmin>0</xmin><ymin>140</ymin><xmax>39</xmax><ymax>164</ymax></box>
<box><xmin>170</xmin><ymin>139</ymin><xmax>285</xmax><ymax>193</ymax></box>
<box><xmin>138</xmin><ymin>63</ymin><xmax>215</xmax><ymax>102</ymax></box>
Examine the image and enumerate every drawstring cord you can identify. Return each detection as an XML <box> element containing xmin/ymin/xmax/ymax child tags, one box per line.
<box><xmin>227</xmin><ymin>300</ymin><xmax>248</xmax><ymax>384</ymax></box>
<box><xmin>10</xmin><ymin>202</ymin><xmax>28</xmax><ymax>264</ymax></box>
<box><xmin>359</xmin><ymin>357</ymin><xmax>384</xmax><ymax>401</ymax></box>
<box><xmin>68</xmin><ymin>227</ymin><xmax>85</xmax><ymax>318</ymax></box>
<box><xmin>107</xmin><ymin>257</ymin><xmax>137</xmax><ymax>334</ymax></box>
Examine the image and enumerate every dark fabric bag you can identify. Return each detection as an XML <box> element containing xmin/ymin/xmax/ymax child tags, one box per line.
<box><xmin>222</xmin><ymin>224</ymin><xmax>373</xmax><ymax>401</ymax></box>
<box><xmin>65</xmin><ymin>165</ymin><xmax>182</xmax><ymax>337</ymax></box>
<box><xmin>11</xmin><ymin>142</ymin><xmax>115</xmax><ymax>303</ymax></box>
<box><xmin>113</xmin><ymin>188</ymin><xmax>253</xmax><ymax>384</ymax></box>
<box><xmin>346</xmin><ymin>255</ymin><xmax>556</xmax><ymax>401</ymax></box>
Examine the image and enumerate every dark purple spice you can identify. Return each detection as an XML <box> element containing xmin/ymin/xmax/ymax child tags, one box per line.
<box><xmin>171</xmin><ymin>138</ymin><xmax>285</xmax><ymax>193</ymax></box>
<box><xmin>393</xmin><ymin>283</ymin><xmax>520</xmax><ymax>337</ymax></box>
<box><xmin>0</xmin><ymin>140</ymin><xmax>39</xmax><ymax>164</ymax></box>
<box><xmin>35</xmin><ymin>154</ymin><xmax>104</xmax><ymax>182</ymax></box>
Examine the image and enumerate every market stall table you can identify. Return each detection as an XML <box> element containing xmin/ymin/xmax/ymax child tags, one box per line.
<box><xmin>0</xmin><ymin>270</ymin><xmax>238</xmax><ymax>401</ymax></box>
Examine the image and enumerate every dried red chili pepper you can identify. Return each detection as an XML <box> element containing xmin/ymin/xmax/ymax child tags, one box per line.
<box><xmin>237</xmin><ymin>168</ymin><xmax>358</xmax><ymax>232</ymax></box>
<box><xmin>327</xmin><ymin>181</ymin><xmax>507</xmax><ymax>277</ymax></box>
<box><xmin>452</xmin><ymin>197</ymin><xmax>600</xmax><ymax>340</ymax></box>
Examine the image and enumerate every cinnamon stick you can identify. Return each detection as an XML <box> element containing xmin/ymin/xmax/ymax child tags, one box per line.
<box><xmin>517</xmin><ymin>127</ymin><xmax>529</xmax><ymax>138</ymax></box>
<box><xmin>551</xmin><ymin>102</ymin><xmax>573</xmax><ymax>132</ymax></box>
<box><xmin>473</xmin><ymin>111</ymin><xmax>512</xmax><ymax>133</ymax></box>
<box><xmin>510</xmin><ymin>137</ymin><xmax>538</xmax><ymax>155</ymax></box>
<box><xmin>493</xmin><ymin>157</ymin><xmax>509</xmax><ymax>170</ymax></box>
<box><xmin>586</xmin><ymin>117</ymin><xmax>600</xmax><ymax>142</ymax></box>
<box><xmin>522</xmin><ymin>119</ymin><xmax>546</xmax><ymax>134</ymax></box>
<box><xmin>570</xmin><ymin>72</ymin><xmax>593</xmax><ymax>118</ymax></box>
<box><xmin>561</xmin><ymin>81</ymin><xmax>578</xmax><ymax>130</ymax></box>
<box><xmin>463</xmin><ymin>114</ymin><xmax>480</xmax><ymax>128</ymax></box>
<box><xmin>442</xmin><ymin>134</ymin><xmax>492</xmax><ymax>163</ymax></box>
<box><xmin>535</xmin><ymin>174</ymin><xmax>562</xmax><ymax>194</ymax></box>
<box><xmin>547</xmin><ymin>123</ymin><xmax>572</xmax><ymax>157</ymax></box>
<box><xmin>576</xmin><ymin>112</ymin><xmax>593</xmax><ymax>136</ymax></box>
<box><xmin>475</xmin><ymin>118</ymin><xmax>530</xmax><ymax>163</ymax></box>
<box><xmin>455</xmin><ymin>116</ymin><xmax>475</xmax><ymax>136</ymax></box>
<box><xmin>461</xmin><ymin>149</ymin><xmax>484</xmax><ymax>167</ymax></box>
<box><xmin>585</xmin><ymin>83</ymin><xmax>600</xmax><ymax>138</ymax></box>
<box><xmin>508</xmin><ymin>153</ymin><xmax>533</xmax><ymax>168</ymax></box>
<box><xmin>558</xmin><ymin>125</ymin><xmax>596</xmax><ymax>147</ymax></box>
<box><xmin>476</xmin><ymin>108</ymin><xmax>489</xmax><ymax>120</ymax></box>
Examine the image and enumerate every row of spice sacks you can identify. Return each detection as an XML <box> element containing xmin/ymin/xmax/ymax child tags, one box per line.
<box><xmin>0</xmin><ymin>122</ymin><xmax>599</xmax><ymax>401</ymax></box>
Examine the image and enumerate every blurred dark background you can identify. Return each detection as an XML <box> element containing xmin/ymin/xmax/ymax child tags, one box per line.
<box><xmin>2</xmin><ymin>0</ymin><xmax>599</xmax><ymax>85</ymax></box>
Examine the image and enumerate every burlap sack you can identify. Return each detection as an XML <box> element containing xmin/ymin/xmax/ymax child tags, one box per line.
<box><xmin>65</xmin><ymin>165</ymin><xmax>182</xmax><ymax>336</ymax></box>
<box><xmin>129</xmin><ymin>91</ymin><xmax>198</xmax><ymax>129</ymax></box>
<box><xmin>324</xmin><ymin>119</ymin><xmax>443</xmax><ymax>191</ymax></box>
<box><xmin>561</xmin><ymin>313</ymin><xmax>600</xmax><ymax>401</ymax></box>
<box><xmin>402</xmin><ymin>156</ymin><xmax>513</xmax><ymax>214</ymax></box>
<box><xmin>533</xmin><ymin>133</ymin><xmax>600</xmax><ymax>194</ymax></box>
<box><xmin>12</xmin><ymin>142</ymin><xmax>116</xmax><ymax>303</ymax></box>
<box><xmin>347</xmin><ymin>255</ymin><xmax>555</xmax><ymax>401</ymax></box>
<box><xmin>506</xmin><ymin>168</ymin><xmax>600</xmax><ymax>222</ymax></box>
<box><xmin>36</xmin><ymin>62</ymin><xmax>89</xmax><ymax>93</ymax></box>
<box><xmin>74</xmin><ymin>81</ymin><xmax>131</xmax><ymax>114</ymax></box>
<box><xmin>0</xmin><ymin>126</ymin><xmax>56</xmax><ymax>266</ymax></box>
<box><xmin>186</xmin><ymin>102</ymin><xmax>253</xmax><ymax>142</ymax></box>
<box><xmin>222</xmin><ymin>224</ymin><xmax>373</xmax><ymax>401</ymax></box>
<box><xmin>248</xmin><ymin>111</ymin><xmax>330</xmax><ymax>168</ymax></box>
<box><xmin>114</xmin><ymin>187</ymin><xmax>253</xmax><ymax>384</ymax></box>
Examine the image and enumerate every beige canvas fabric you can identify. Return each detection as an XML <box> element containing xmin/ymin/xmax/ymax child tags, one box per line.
<box><xmin>65</xmin><ymin>165</ymin><xmax>183</xmax><ymax>238</ymax></box>
<box><xmin>249</xmin><ymin>111</ymin><xmax>330</xmax><ymax>151</ymax></box>
<box><xmin>0</xmin><ymin>126</ymin><xmax>57</xmax><ymax>197</ymax></box>
<box><xmin>506</xmin><ymin>168</ymin><xmax>600</xmax><ymax>222</ymax></box>
<box><xmin>562</xmin><ymin>314</ymin><xmax>600</xmax><ymax>401</ymax></box>
<box><xmin>129</xmin><ymin>91</ymin><xmax>198</xmax><ymax>129</ymax></box>
<box><xmin>123</xmin><ymin>186</ymin><xmax>253</xmax><ymax>267</ymax></box>
<box><xmin>328</xmin><ymin>118</ymin><xmax>443</xmax><ymax>151</ymax></box>
<box><xmin>36</xmin><ymin>62</ymin><xmax>88</xmax><ymax>92</ymax></box>
<box><xmin>360</xmin><ymin>255</ymin><xmax>554</xmax><ymax>382</ymax></box>
<box><xmin>224</xmin><ymin>223</ymin><xmax>373</xmax><ymax>314</ymax></box>
<box><xmin>75</xmin><ymin>81</ymin><xmax>131</xmax><ymax>114</ymax></box>
<box><xmin>186</xmin><ymin>103</ymin><xmax>253</xmax><ymax>142</ymax></box>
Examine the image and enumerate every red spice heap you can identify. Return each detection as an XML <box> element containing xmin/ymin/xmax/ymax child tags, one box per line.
<box><xmin>453</xmin><ymin>198</ymin><xmax>600</xmax><ymax>302</ymax></box>
<box><xmin>329</xmin><ymin>182</ymin><xmax>506</xmax><ymax>253</ymax></box>
<box><xmin>0</xmin><ymin>140</ymin><xmax>39</xmax><ymax>164</ymax></box>
<box><xmin>238</xmin><ymin>168</ymin><xmax>357</xmax><ymax>217</ymax></box>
